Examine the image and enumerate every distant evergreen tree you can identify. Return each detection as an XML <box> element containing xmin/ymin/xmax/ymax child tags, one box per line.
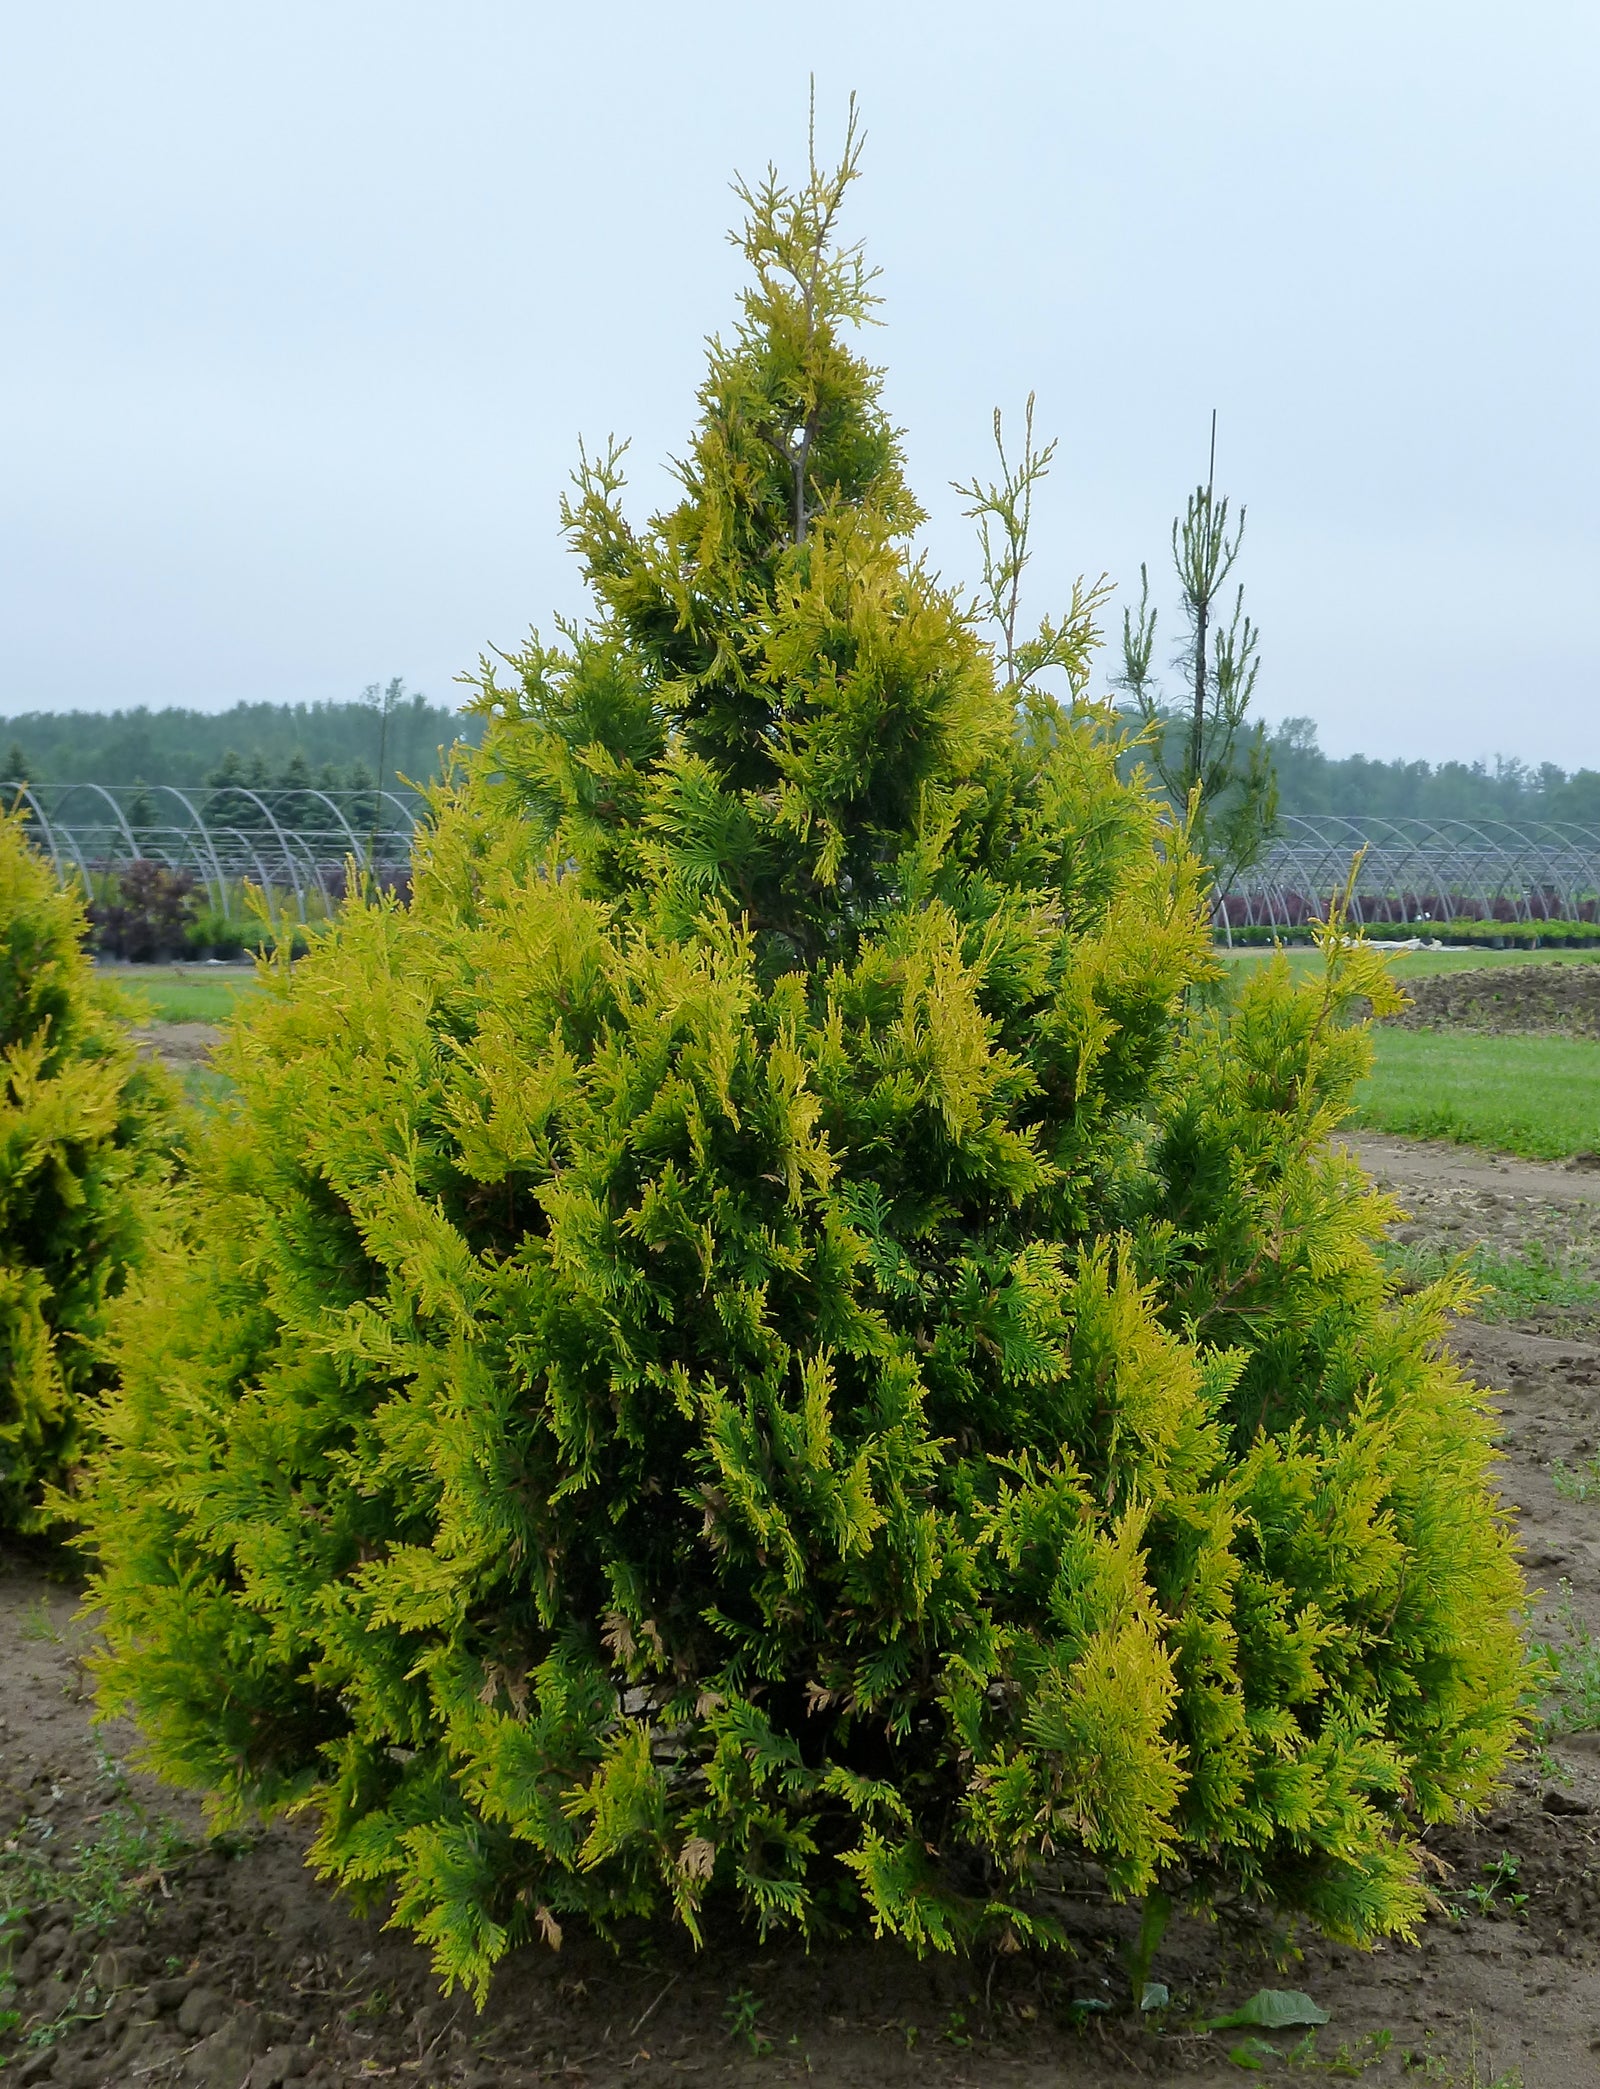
<box><xmin>242</xmin><ymin>752</ymin><xmax>274</xmax><ymax>829</ymax></box>
<box><xmin>125</xmin><ymin>779</ymin><xmax>158</xmax><ymax>834</ymax></box>
<box><xmin>344</xmin><ymin>758</ymin><xmax>378</xmax><ymax>839</ymax></box>
<box><xmin>274</xmin><ymin>750</ymin><xmax>316</xmax><ymax>829</ymax></box>
<box><xmin>202</xmin><ymin>750</ymin><xmax>251</xmax><ymax>834</ymax></box>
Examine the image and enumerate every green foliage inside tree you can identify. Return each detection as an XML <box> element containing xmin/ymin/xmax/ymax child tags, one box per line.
<box><xmin>79</xmin><ymin>120</ymin><xmax>1527</xmax><ymax>1999</ymax></box>
<box><xmin>0</xmin><ymin>810</ymin><xmax>175</xmax><ymax>1532</ymax></box>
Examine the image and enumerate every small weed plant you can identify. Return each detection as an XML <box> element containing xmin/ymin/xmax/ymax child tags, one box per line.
<box><xmin>0</xmin><ymin>1756</ymin><xmax>205</xmax><ymax>2063</ymax></box>
<box><xmin>1444</xmin><ymin>1853</ymin><xmax>1526</xmax><ymax>1922</ymax></box>
<box><xmin>0</xmin><ymin>1767</ymin><xmax>193</xmax><ymax>1952</ymax></box>
<box><xmin>1531</xmin><ymin>1582</ymin><xmax>1600</xmax><ymax>1738</ymax></box>
<box><xmin>1550</xmin><ymin>1453</ymin><xmax>1600</xmax><ymax>1503</ymax></box>
<box><xmin>723</xmin><ymin>1989</ymin><xmax>771</xmax><ymax>2056</ymax></box>
<box><xmin>1285</xmin><ymin>2026</ymin><xmax>1393</xmax><ymax>2076</ymax></box>
<box><xmin>1397</xmin><ymin>2019</ymin><xmax>1522</xmax><ymax>2085</ymax></box>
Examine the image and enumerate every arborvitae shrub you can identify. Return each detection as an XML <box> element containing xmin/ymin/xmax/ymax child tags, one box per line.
<box><xmin>80</xmin><ymin>134</ymin><xmax>1528</xmax><ymax>1997</ymax></box>
<box><xmin>0</xmin><ymin>811</ymin><xmax>175</xmax><ymax>1531</ymax></box>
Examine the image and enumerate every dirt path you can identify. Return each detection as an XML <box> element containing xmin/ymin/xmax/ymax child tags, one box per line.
<box><xmin>1345</xmin><ymin>1132</ymin><xmax>1600</xmax><ymax>1208</ymax></box>
<box><xmin>4</xmin><ymin>1140</ymin><xmax>1600</xmax><ymax>2085</ymax></box>
<box><xmin>129</xmin><ymin>1022</ymin><xmax>222</xmax><ymax>1070</ymax></box>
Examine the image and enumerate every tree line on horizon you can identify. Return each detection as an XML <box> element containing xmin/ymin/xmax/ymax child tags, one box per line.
<box><xmin>3</xmin><ymin>691</ymin><xmax>1595</xmax><ymax>837</ymax></box>
<box><xmin>0</xmin><ymin>684</ymin><xmax>481</xmax><ymax>798</ymax></box>
<box><xmin>1265</xmin><ymin>716</ymin><xmax>1600</xmax><ymax>828</ymax></box>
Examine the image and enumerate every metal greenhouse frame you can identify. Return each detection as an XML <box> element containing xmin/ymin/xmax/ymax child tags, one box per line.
<box><xmin>1220</xmin><ymin>815</ymin><xmax>1600</xmax><ymax>930</ymax></box>
<box><xmin>17</xmin><ymin>792</ymin><xmax>1599</xmax><ymax>939</ymax></box>
<box><xmin>7</xmin><ymin>783</ymin><xmax>423</xmax><ymax>921</ymax></box>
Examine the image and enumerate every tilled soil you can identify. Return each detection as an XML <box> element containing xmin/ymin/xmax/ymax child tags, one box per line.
<box><xmin>1384</xmin><ymin>961</ymin><xmax>1600</xmax><ymax>1039</ymax></box>
<box><xmin>4</xmin><ymin>1142</ymin><xmax>1600</xmax><ymax>2085</ymax></box>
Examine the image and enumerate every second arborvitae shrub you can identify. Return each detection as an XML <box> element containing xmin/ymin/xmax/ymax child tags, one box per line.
<box><xmin>79</xmin><ymin>129</ymin><xmax>1528</xmax><ymax>1996</ymax></box>
<box><xmin>0</xmin><ymin>812</ymin><xmax>176</xmax><ymax>1530</ymax></box>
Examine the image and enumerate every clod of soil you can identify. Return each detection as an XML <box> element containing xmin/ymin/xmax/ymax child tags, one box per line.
<box><xmin>1384</xmin><ymin>961</ymin><xmax>1600</xmax><ymax>1037</ymax></box>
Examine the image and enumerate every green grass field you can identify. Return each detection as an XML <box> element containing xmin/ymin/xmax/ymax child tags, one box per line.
<box><xmin>103</xmin><ymin>966</ymin><xmax>260</xmax><ymax>1025</ymax></box>
<box><xmin>1221</xmin><ymin>945</ymin><xmax>1600</xmax><ymax>982</ymax></box>
<box><xmin>1354</xmin><ymin>1030</ymin><xmax>1600</xmax><ymax>1161</ymax></box>
<box><xmin>1219</xmin><ymin>946</ymin><xmax>1600</xmax><ymax>1158</ymax></box>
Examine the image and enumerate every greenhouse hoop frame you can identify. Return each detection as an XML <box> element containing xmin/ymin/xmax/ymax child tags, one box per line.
<box><xmin>1218</xmin><ymin>814</ymin><xmax>1600</xmax><ymax>931</ymax></box>
<box><xmin>5</xmin><ymin>782</ymin><xmax>423</xmax><ymax>922</ymax></box>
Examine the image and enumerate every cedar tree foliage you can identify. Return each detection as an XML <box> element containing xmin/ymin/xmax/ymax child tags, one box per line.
<box><xmin>0</xmin><ymin>809</ymin><xmax>174</xmax><ymax>1530</ymax></box>
<box><xmin>80</xmin><ymin>121</ymin><xmax>1527</xmax><ymax>1998</ymax></box>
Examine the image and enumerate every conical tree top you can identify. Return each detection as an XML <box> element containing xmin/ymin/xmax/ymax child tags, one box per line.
<box><xmin>484</xmin><ymin>108</ymin><xmax>1009</xmax><ymax>955</ymax></box>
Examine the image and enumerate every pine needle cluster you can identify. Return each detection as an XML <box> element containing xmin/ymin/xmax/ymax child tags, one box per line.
<box><xmin>78</xmin><ymin>123</ymin><xmax>1527</xmax><ymax>1998</ymax></box>
<box><xmin>0</xmin><ymin>809</ymin><xmax>175</xmax><ymax>1531</ymax></box>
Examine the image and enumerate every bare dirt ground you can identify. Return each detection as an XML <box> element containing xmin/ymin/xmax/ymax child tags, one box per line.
<box><xmin>127</xmin><ymin>1024</ymin><xmax>221</xmax><ymax>1071</ymax></box>
<box><xmin>3</xmin><ymin>1139</ymin><xmax>1598</xmax><ymax>2087</ymax></box>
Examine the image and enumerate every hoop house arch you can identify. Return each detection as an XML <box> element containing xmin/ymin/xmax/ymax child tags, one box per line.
<box><xmin>1221</xmin><ymin>816</ymin><xmax>1600</xmax><ymax>932</ymax></box>
<box><xmin>7</xmin><ymin>784</ymin><xmax>428</xmax><ymax>926</ymax></box>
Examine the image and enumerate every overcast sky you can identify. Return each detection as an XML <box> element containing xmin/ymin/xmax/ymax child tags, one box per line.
<box><xmin>3</xmin><ymin>1</ymin><xmax>1595</xmax><ymax>764</ymax></box>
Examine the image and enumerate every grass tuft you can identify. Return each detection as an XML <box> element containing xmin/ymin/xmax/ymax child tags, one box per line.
<box><xmin>1531</xmin><ymin>1583</ymin><xmax>1600</xmax><ymax>1739</ymax></box>
<box><xmin>1380</xmin><ymin>1239</ymin><xmax>1600</xmax><ymax>1322</ymax></box>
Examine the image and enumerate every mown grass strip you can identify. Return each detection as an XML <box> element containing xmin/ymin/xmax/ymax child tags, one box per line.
<box><xmin>103</xmin><ymin>968</ymin><xmax>260</xmax><ymax>1025</ymax></box>
<box><xmin>1380</xmin><ymin>1237</ymin><xmax>1600</xmax><ymax>1321</ymax></box>
<box><xmin>1220</xmin><ymin>946</ymin><xmax>1600</xmax><ymax>981</ymax></box>
<box><xmin>1353</xmin><ymin>1030</ymin><xmax>1600</xmax><ymax>1161</ymax></box>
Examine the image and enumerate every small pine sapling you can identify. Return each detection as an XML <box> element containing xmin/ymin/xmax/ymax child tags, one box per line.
<box><xmin>1115</xmin><ymin>414</ymin><xmax>1278</xmax><ymax>905</ymax></box>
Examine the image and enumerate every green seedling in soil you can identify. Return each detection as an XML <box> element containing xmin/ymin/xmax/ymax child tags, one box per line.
<box><xmin>1445</xmin><ymin>1853</ymin><xmax>1527</xmax><ymax>1922</ymax></box>
<box><xmin>723</xmin><ymin>1988</ymin><xmax>772</xmax><ymax>2057</ymax></box>
<box><xmin>17</xmin><ymin>1600</ymin><xmax>62</xmax><ymax>1645</ymax></box>
<box><xmin>0</xmin><ymin>1791</ymin><xmax>194</xmax><ymax>1948</ymax></box>
<box><xmin>1530</xmin><ymin>1582</ymin><xmax>1600</xmax><ymax>1737</ymax></box>
<box><xmin>1399</xmin><ymin>2020</ymin><xmax>1522</xmax><ymax>2086</ymax></box>
<box><xmin>1286</xmin><ymin>2026</ymin><xmax>1394</xmax><ymax>2076</ymax></box>
<box><xmin>940</xmin><ymin>2007</ymin><xmax>972</xmax><ymax>2048</ymax></box>
<box><xmin>1230</xmin><ymin>2036</ymin><xmax>1279</xmax><ymax>2070</ymax></box>
<box><xmin>1550</xmin><ymin>1453</ymin><xmax>1600</xmax><ymax>1502</ymax></box>
<box><xmin>1125</xmin><ymin>1886</ymin><xmax>1172</xmax><ymax>2013</ymax></box>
